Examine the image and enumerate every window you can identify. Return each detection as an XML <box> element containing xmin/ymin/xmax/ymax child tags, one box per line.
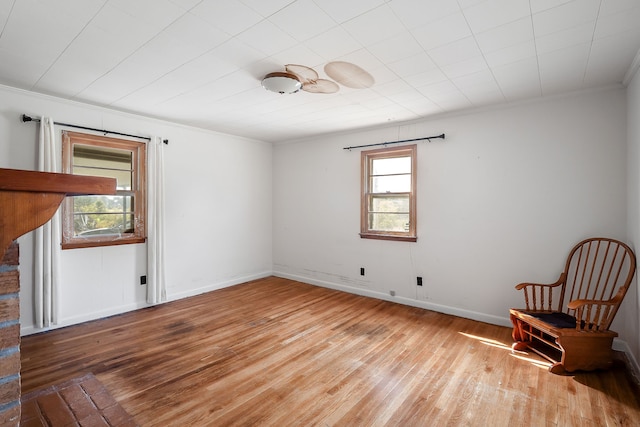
<box><xmin>62</xmin><ymin>131</ymin><xmax>146</xmax><ymax>249</ymax></box>
<box><xmin>361</xmin><ymin>144</ymin><xmax>417</xmax><ymax>242</ymax></box>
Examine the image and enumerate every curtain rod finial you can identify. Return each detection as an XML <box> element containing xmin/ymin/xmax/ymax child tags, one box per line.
<box><xmin>22</xmin><ymin>114</ymin><xmax>33</xmax><ymax>122</ymax></box>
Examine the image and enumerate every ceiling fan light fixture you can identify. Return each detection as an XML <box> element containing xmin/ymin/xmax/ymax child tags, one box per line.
<box><xmin>262</xmin><ymin>72</ymin><xmax>302</xmax><ymax>94</ymax></box>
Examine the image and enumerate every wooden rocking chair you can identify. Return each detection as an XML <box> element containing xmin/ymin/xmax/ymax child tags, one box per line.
<box><xmin>510</xmin><ymin>237</ymin><xmax>636</xmax><ymax>374</ymax></box>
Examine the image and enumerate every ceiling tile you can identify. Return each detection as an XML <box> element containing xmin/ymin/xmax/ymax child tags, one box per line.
<box><xmin>441</xmin><ymin>56</ymin><xmax>488</xmax><ymax>79</ymax></box>
<box><xmin>210</xmin><ymin>38</ymin><xmax>264</xmax><ymax>70</ymax></box>
<box><xmin>0</xmin><ymin>0</ymin><xmax>13</xmax><ymax>30</ymax></box>
<box><xmin>598</xmin><ymin>0</ymin><xmax>639</xmax><ymax>16</ymax></box>
<box><xmin>373</xmin><ymin>79</ymin><xmax>414</xmax><ymax>97</ymax></box>
<box><xmin>424</xmin><ymin>84</ymin><xmax>473</xmax><ymax>111</ymax></box>
<box><xmin>593</xmin><ymin>6</ymin><xmax>640</xmax><ymax>40</ymax></box>
<box><xmin>191</xmin><ymin>0</ymin><xmax>263</xmax><ymax>36</ymax></box>
<box><xmin>305</xmin><ymin>26</ymin><xmax>362</xmax><ymax>61</ymax></box>
<box><xmin>401</xmin><ymin>97</ymin><xmax>443</xmax><ymax>116</ymax></box>
<box><xmin>453</xmin><ymin>68</ymin><xmax>495</xmax><ymax>87</ymax></box>
<box><xmin>269</xmin><ymin>44</ymin><xmax>326</xmax><ymax>72</ymax></box>
<box><xmin>403</xmin><ymin>68</ymin><xmax>448</xmax><ymax>87</ymax></box>
<box><xmin>240</xmin><ymin>0</ymin><xmax>295</xmax><ymax>17</ymax></box>
<box><xmin>457</xmin><ymin>0</ymin><xmax>485</xmax><ymax>8</ymax></box>
<box><xmin>269</xmin><ymin>0</ymin><xmax>336</xmax><ymax>41</ymax></box>
<box><xmin>315</xmin><ymin>0</ymin><xmax>386</xmax><ymax>24</ymax></box>
<box><xmin>386</xmin><ymin>53</ymin><xmax>437</xmax><ymax>79</ymax></box>
<box><xmin>168</xmin><ymin>0</ymin><xmax>203</xmax><ymax>10</ymax></box>
<box><xmin>367</xmin><ymin>32</ymin><xmax>424</xmax><ymax>64</ymax></box>
<box><xmin>389</xmin><ymin>0</ymin><xmax>461</xmax><ymax>28</ymax></box>
<box><xmin>116</xmin><ymin>53</ymin><xmax>240</xmax><ymax>108</ymax></box>
<box><xmin>462</xmin><ymin>0</ymin><xmax>530</xmax><ymax>33</ymax></box>
<box><xmin>428</xmin><ymin>37</ymin><xmax>482</xmax><ymax>68</ymax></box>
<box><xmin>532</xmin><ymin>0</ymin><xmax>600</xmax><ymax>37</ymax></box>
<box><xmin>162</xmin><ymin>13</ymin><xmax>230</xmax><ymax>53</ymax></box>
<box><xmin>342</xmin><ymin>4</ymin><xmax>406</xmax><ymax>46</ymax></box>
<box><xmin>538</xmin><ymin>42</ymin><xmax>590</xmax><ymax>94</ymax></box>
<box><xmin>109</xmin><ymin>0</ymin><xmax>185</xmax><ymax>29</ymax></box>
<box><xmin>77</xmin><ymin>20</ymin><xmax>234</xmax><ymax>106</ymax></box>
<box><xmin>453</xmin><ymin>69</ymin><xmax>503</xmax><ymax>101</ymax></box>
<box><xmin>484</xmin><ymin>40</ymin><xmax>536</xmax><ymax>68</ymax></box>
<box><xmin>0</xmin><ymin>48</ymin><xmax>48</xmax><ymax>88</ymax></box>
<box><xmin>0</xmin><ymin>0</ymin><xmax>103</xmax><ymax>76</ymax></box>
<box><xmin>411</xmin><ymin>11</ymin><xmax>471</xmax><ymax>51</ymax></box>
<box><xmin>236</xmin><ymin>19</ymin><xmax>298</xmax><ymax>56</ymax></box>
<box><xmin>529</xmin><ymin>0</ymin><xmax>573</xmax><ymax>14</ymax></box>
<box><xmin>475</xmin><ymin>17</ymin><xmax>533</xmax><ymax>54</ymax></box>
<box><xmin>534</xmin><ymin>21</ymin><xmax>596</xmax><ymax>55</ymax></box>
<box><xmin>492</xmin><ymin>57</ymin><xmax>541</xmax><ymax>101</ymax></box>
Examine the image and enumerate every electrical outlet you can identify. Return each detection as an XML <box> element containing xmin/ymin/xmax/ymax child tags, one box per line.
<box><xmin>360</xmin><ymin>267</ymin><xmax>365</xmax><ymax>276</ymax></box>
<box><xmin>140</xmin><ymin>275</ymin><xmax>147</xmax><ymax>285</ymax></box>
<box><xmin>417</xmin><ymin>276</ymin><xmax>423</xmax><ymax>286</ymax></box>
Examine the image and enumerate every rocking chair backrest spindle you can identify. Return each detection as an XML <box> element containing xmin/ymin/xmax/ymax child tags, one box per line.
<box><xmin>561</xmin><ymin>238</ymin><xmax>636</xmax><ymax>330</ymax></box>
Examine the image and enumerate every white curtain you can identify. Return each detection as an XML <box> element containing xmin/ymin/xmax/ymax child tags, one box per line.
<box><xmin>147</xmin><ymin>136</ymin><xmax>167</xmax><ymax>304</ymax></box>
<box><xmin>34</xmin><ymin>117</ymin><xmax>61</xmax><ymax>328</ymax></box>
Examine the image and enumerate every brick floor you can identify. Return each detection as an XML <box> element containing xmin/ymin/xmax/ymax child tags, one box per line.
<box><xmin>20</xmin><ymin>374</ymin><xmax>137</xmax><ymax>427</ymax></box>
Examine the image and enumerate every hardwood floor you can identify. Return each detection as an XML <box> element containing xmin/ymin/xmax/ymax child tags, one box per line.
<box><xmin>21</xmin><ymin>277</ymin><xmax>640</xmax><ymax>426</ymax></box>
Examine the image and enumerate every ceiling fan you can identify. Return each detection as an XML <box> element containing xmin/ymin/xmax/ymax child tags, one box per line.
<box><xmin>261</xmin><ymin>62</ymin><xmax>374</xmax><ymax>95</ymax></box>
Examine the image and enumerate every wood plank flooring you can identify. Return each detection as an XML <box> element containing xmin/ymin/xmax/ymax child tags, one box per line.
<box><xmin>20</xmin><ymin>276</ymin><xmax>640</xmax><ymax>426</ymax></box>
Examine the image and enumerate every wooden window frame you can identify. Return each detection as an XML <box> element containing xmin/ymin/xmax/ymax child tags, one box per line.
<box><xmin>61</xmin><ymin>131</ymin><xmax>146</xmax><ymax>249</ymax></box>
<box><xmin>360</xmin><ymin>144</ymin><xmax>417</xmax><ymax>242</ymax></box>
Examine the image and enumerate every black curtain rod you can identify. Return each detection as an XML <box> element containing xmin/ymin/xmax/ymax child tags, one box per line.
<box><xmin>21</xmin><ymin>114</ymin><xmax>168</xmax><ymax>144</ymax></box>
<box><xmin>343</xmin><ymin>133</ymin><xmax>445</xmax><ymax>150</ymax></box>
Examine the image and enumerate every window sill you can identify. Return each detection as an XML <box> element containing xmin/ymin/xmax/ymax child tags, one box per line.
<box><xmin>359</xmin><ymin>233</ymin><xmax>417</xmax><ymax>242</ymax></box>
<box><xmin>62</xmin><ymin>236</ymin><xmax>146</xmax><ymax>250</ymax></box>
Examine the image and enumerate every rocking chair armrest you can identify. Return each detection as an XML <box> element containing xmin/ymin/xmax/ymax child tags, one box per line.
<box><xmin>514</xmin><ymin>273</ymin><xmax>567</xmax><ymax>311</ymax></box>
<box><xmin>514</xmin><ymin>273</ymin><xmax>566</xmax><ymax>291</ymax></box>
<box><xmin>567</xmin><ymin>299</ymin><xmax>617</xmax><ymax>310</ymax></box>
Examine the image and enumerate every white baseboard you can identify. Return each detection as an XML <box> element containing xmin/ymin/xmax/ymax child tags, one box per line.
<box><xmin>273</xmin><ymin>271</ymin><xmax>512</xmax><ymax>328</ymax></box>
<box><xmin>166</xmin><ymin>271</ymin><xmax>272</xmax><ymax>302</ymax></box>
<box><xmin>20</xmin><ymin>301</ymin><xmax>149</xmax><ymax>336</ymax></box>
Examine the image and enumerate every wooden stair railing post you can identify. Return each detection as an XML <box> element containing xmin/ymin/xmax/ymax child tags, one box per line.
<box><xmin>0</xmin><ymin>168</ymin><xmax>115</xmax><ymax>426</ymax></box>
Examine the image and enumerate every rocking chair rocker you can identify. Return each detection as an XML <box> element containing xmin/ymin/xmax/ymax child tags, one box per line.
<box><xmin>510</xmin><ymin>237</ymin><xmax>636</xmax><ymax>374</ymax></box>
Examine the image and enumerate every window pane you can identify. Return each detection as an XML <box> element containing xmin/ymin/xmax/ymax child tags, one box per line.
<box><xmin>73</xmin><ymin>145</ymin><xmax>132</xmax><ymax>168</ymax></box>
<box><xmin>73</xmin><ymin>213</ymin><xmax>135</xmax><ymax>236</ymax></box>
<box><xmin>371</xmin><ymin>195</ymin><xmax>409</xmax><ymax>213</ymax></box>
<box><xmin>72</xmin><ymin>195</ymin><xmax>134</xmax><ymax>236</ymax></box>
<box><xmin>73</xmin><ymin>166</ymin><xmax>132</xmax><ymax>190</ymax></box>
<box><xmin>368</xmin><ymin>213</ymin><xmax>410</xmax><ymax>232</ymax></box>
<box><xmin>371</xmin><ymin>175</ymin><xmax>411</xmax><ymax>193</ymax></box>
<box><xmin>73</xmin><ymin>144</ymin><xmax>133</xmax><ymax>190</ymax></box>
<box><xmin>372</xmin><ymin>156</ymin><xmax>411</xmax><ymax>175</ymax></box>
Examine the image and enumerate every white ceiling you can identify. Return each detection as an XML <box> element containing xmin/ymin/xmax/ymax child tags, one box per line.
<box><xmin>1</xmin><ymin>0</ymin><xmax>639</xmax><ymax>143</ymax></box>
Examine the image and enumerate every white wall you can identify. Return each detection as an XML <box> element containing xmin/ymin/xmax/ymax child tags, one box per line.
<box><xmin>626</xmin><ymin>65</ymin><xmax>640</xmax><ymax>369</ymax></box>
<box><xmin>0</xmin><ymin>85</ymin><xmax>273</xmax><ymax>334</ymax></box>
<box><xmin>274</xmin><ymin>87</ymin><xmax>628</xmax><ymax>331</ymax></box>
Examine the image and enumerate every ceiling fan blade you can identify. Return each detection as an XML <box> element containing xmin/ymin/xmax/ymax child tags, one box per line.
<box><xmin>302</xmin><ymin>79</ymin><xmax>339</xmax><ymax>94</ymax></box>
<box><xmin>324</xmin><ymin>61</ymin><xmax>375</xmax><ymax>89</ymax></box>
<box><xmin>285</xmin><ymin>64</ymin><xmax>319</xmax><ymax>83</ymax></box>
